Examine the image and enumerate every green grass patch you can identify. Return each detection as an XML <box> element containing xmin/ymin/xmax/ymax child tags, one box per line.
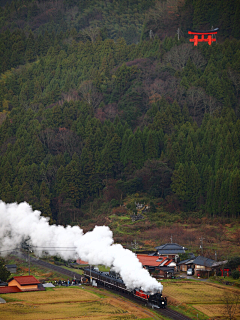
<box><xmin>0</xmin><ymin>295</ymin><xmax>23</xmax><ymax>303</ymax></box>
<box><xmin>60</xmin><ymin>265</ymin><xmax>83</xmax><ymax>275</ymax></box>
<box><xmin>170</xmin><ymin>305</ymin><xmax>208</xmax><ymax>320</ymax></box>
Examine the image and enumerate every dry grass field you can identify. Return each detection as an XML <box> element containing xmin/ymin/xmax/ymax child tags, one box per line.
<box><xmin>162</xmin><ymin>280</ymin><xmax>240</xmax><ymax>319</ymax></box>
<box><xmin>192</xmin><ymin>304</ymin><xmax>240</xmax><ymax>318</ymax></box>
<box><xmin>0</xmin><ymin>287</ymin><xmax>154</xmax><ymax>320</ymax></box>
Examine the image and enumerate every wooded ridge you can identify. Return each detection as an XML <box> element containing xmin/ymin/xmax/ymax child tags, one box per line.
<box><xmin>0</xmin><ymin>0</ymin><xmax>240</xmax><ymax>225</ymax></box>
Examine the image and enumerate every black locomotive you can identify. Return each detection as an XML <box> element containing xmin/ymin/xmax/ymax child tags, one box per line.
<box><xmin>84</xmin><ymin>267</ymin><xmax>167</xmax><ymax>308</ymax></box>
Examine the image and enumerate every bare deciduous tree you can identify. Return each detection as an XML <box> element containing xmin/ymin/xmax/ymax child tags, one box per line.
<box><xmin>58</xmin><ymin>128</ymin><xmax>82</xmax><ymax>157</ymax></box>
<box><xmin>146</xmin><ymin>0</ymin><xmax>182</xmax><ymax>28</ymax></box>
<box><xmin>39</xmin><ymin>128</ymin><xmax>55</xmax><ymax>150</ymax></box>
<box><xmin>206</xmin><ymin>95</ymin><xmax>221</xmax><ymax>115</ymax></box>
<box><xmin>59</xmin><ymin>90</ymin><xmax>79</xmax><ymax>105</ymax></box>
<box><xmin>187</xmin><ymin>86</ymin><xmax>206</xmax><ymax>121</ymax></box>
<box><xmin>164</xmin><ymin>43</ymin><xmax>207</xmax><ymax>70</ymax></box>
<box><xmin>79</xmin><ymin>80</ymin><xmax>103</xmax><ymax>109</ymax></box>
<box><xmin>221</xmin><ymin>291</ymin><xmax>240</xmax><ymax>320</ymax></box>
<box><xmin>39</xmin><ymin>128</ymin><xmax>82</xmax><ymax>156</ymax></box>
<box><xmin>82</xmin><ymin>21</ymin><xmax>100</xmax><ymax>43</ymax></box>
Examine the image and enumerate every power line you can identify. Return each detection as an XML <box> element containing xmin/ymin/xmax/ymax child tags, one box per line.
<box><xmin>0</xmin><ymin>249</ymin><xmax>18</xmax><ymax>253</ymax></box>
<box><xmin>0</xmin><ymin>246</ymin><xmax>77</xmax><ymax>254</ymax></box>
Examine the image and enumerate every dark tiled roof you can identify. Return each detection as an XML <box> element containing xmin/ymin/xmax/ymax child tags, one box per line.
<box><xmin>178</xmin><ymin>259</ymin><xmax>191</xmax><ymax>265</ymax></box>
<box><xmin>6</xmin><ymin>264</ymin><xmax>17</xmax><ymax>268</ymax></box>
<box><xmin>9</xmin><ymin>276</ymin><xmax>40</xmax><ymax>285</ymax></box>
<box><xmin>192</xmin><ymin>256</ymin><xmax>216</xmax><ymax>267</ymax></box>
<box><xmin>157</xmin><ymin>266</ymin><xmax>175</xmax><ymax>272</ymax></box>
<box><xmin>155</xmin><ymin>243</ymin><xmax>187</xmax><ymax>254</ymax></box>
<box><xmin>148</xmin><ymin>252</ymin><xmax>158</xmax><ymax>256</ymax></box>
<box><xmin>178</xmin><ymin>258</ymin><xmax>195</xmax><ymax>265</ymax></box>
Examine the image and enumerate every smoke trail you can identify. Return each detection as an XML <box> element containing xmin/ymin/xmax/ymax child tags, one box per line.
<box><xmin>0</xmin><ymin>201</ymin><xmax>163</xmax><ymax>292</ymax></box>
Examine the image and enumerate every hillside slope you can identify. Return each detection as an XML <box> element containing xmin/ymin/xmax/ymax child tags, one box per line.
<box><xmin>0</xmin><ymin>0</ymin><xmax>240</xmax><ymax>228</ymax></box>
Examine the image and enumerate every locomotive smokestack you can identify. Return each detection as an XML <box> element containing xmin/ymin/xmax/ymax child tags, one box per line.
<box><xmin>0</xmin><ymin>201</ymin><xmax>163</xmax><ymax>293</ymax></box>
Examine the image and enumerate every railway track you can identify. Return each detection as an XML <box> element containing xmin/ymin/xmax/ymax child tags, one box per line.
<box><xmin>18</xmin><ymin>252</ymin><xmax>82</xmax><ymax>280</ymax></box>
<box><xmin>17</xmin><ymin>253</ymin><xmax>192</xmax><ymax>320</ymax></box>
<box><xmin>98</xmin><ymin>285</ymin><xmax>192</xmax><ymax>320</ymax></box>
<box><xmin>158</xmin><ymin>307</ymin><xmax>192</xmax><ymax>320</ymax></box>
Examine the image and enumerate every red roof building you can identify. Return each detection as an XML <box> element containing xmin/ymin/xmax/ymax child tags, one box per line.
<box><xmin>0</xmin><ymin>286</ymin><xmax>21</xmax><ymax>294</ymax></box>
<box><xmin>0</xmin><ymin>276</ymin><xmax>44</xmax><ymax>294</ymax></box>
<box><xmin>76</xmin><ymin>259</ymin><xmax>89</xmax><ymax>265</ymax></box>
<box><xmin>137</xmin><ymin>254</ymin><xmax>176</xmax><ymax>279</ymax></box>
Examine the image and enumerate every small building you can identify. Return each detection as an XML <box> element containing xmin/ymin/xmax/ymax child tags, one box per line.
<box><xmin>157</xmin><ymin>266</ymin><xmax>175</xmax><ymax>279</ymax></box>
<box><xmin>0</xmin><ymin>286</ymin><xmax>21</xmax><ymax>294</ymax></box>
<box><xmin>76</xmin><ymin>259</ymin><xmax>89</xmax><ymax>265</ymax></box>
<box><xmin>155</xmin><ymin>243</ymin><xmax>187</xmax><ymax>261</ymax></box>
<box><xmin>6</xmin><ymin>264</ymin><xmax>17</xmax><ymax>274</ymax></box>
<box><xmin>0</xmin><ymin>280</ymin><xmax>8</xmax><ymax>287</ymax></box>
<box><xmin>43</xmin><ymin>283</ymin><xmax>55</xmax><ymax>288</ymax></box>
<box><xmin>177</xmin><ymin>258</ymin><xmax>195</xmax><ymax>272</ymax></box>
<box><xmin>8</xmin><ymin>276</ymin><xmax>42</xmax><ymax>292</ymax></box>
<box><xmin>137</xmin><ymin>254</ymin><xmax>176</xmax><ymax>279</ymax></box>
<box><xmin>192</xmin><ymin>256</ymin><xmax>227</xmax><ymax>277</ymax></box>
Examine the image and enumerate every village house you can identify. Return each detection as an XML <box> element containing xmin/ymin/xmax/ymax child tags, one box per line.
<box><xmin>154</xmin><ymin>243</ymin><xmax>187</xmax><ymax>261</ymax></box>
<box><xmin>137</xmin><ymin>254</ymin><xmax>176</xmax><ymax>279</ymax></box>
<box><xmin>0</xmin><ymin>275</ymin><xmax>44</xmax><ymax>294</ymax></box>
<box><xmin>5</xmin><ymin>264</ymin><xmax>17</xmax><ymax>274</ymax></box>
<box><xmin>177</xmin><ymin>257</ymin><xmax>195</xmax><ymax>272</ymax></box>
<box><xmin>192</xmin><ymin>256</ymin><xmax>228</xmax><ymax>277</ymax></box>
<box><xmin>178</xmin><ymin>256</ymin><xmax>228</xmax><ymax>277</ymax></box>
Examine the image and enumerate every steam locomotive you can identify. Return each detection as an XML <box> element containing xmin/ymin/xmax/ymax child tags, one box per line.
<box><xmin>84</xmin><ymin>267</ymin><xmax>167</xmax><ymax>308</ymax></box>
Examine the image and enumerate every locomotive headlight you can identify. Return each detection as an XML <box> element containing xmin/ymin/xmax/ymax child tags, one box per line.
<box><xmin>162</xmin><ymin>302</ymin><xmax>164</xmax><ymax>304</ymax></box>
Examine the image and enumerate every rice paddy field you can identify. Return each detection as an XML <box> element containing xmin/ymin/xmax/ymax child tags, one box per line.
<box><xmin>162</xmin><ymin>280</ymin><xmax>240</xmax><ymax>319</ymax></box>
<box><xmin>0</xmin><ymin>287</ymin><xmax>154</xmax><ymax>320</ymax></box>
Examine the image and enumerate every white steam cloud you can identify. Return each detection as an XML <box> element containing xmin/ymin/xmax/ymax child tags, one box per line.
<box><xmin>0</xmin><ymin>201</ymin><xmax>162</xmax><ymax>293</ymax></box>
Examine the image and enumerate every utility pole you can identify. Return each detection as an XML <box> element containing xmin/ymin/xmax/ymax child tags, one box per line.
<box><xmin>211</xmin><ymin>25</ymin><xmax>217</xmax><ymax>43</ymax></box>
<box><xmin>177</xmin><ymin>28</ymin><xmax>180</xmax><ymax>41</ymax></box>
<box><xmin>131</xmin><ymin>239</ymin><xmax>139</xmax><ymax>253</ymax></box>
<box><xmin>170</xmin><ymin>235</ymin><xmax>173</xmax><ymax>243</ymax></box>
<box><xmin>89</xmin><ymin>264</ymin><xmax>92</xmax><ymax>285</ymax></box>
<box><xmin>199</xmin><ymin>237</ymin><xmax>205</xmax><ymax>255</ymax></box>
<box><xmin>22</xmin><ymin>237</ymin><xmax>31</xmax><ymax>275</ymax></box>
<box><xmin>28</xmin><ymin>250</ymin><xmax>30</xmax><ymax>275</ymax></box>
<box><xmin>149</xmin><ymin>30</ymin><xmax>154</xmax><ymax>40</ymax></box>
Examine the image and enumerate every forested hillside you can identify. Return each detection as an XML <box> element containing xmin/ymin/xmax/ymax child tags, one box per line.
<box><xmin>0</xmin><ymin>0</ymin><xmax>240</xmax><ymax>226</ymax></box>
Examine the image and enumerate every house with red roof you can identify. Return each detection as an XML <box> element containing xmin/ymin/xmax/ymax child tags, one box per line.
<box><xmin>137</xmin><ymin>254</ymin><xmax>176</xmax><ymax>278</ymax></box>
<box><xmin>0</xmin><ymin>276</ymin><xmax>44</xmax><ymax>294</ymax></box>
<box><xmin>76</xmin><ymin>259</ymin><xmax>89</xmax><ymax>265</ymax></box>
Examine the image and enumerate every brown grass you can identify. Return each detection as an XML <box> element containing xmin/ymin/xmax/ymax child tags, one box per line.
<box><xmin>163</xmin><ymin>280</ymin><xmax>240</xmax><ymax>305</ymax></box>
<box><xmin>192</xmin><ymin>304</ymin><xmax>240</xmax><ymax>318</ymax></box>
<box><xmin>0</xmin><ymin>287</ymin><xmax>153</xmax><ymax>319</ymax></box>
<box><xmin>163</xmin><ymin>280</ymin><xmax>240</xmax><ymax>319</ymax></box>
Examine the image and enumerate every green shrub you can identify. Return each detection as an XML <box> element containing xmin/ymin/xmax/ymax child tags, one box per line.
<box><xmin>232</xmin><ymin>270</ymin><xmax>240</xmax><ymax>279</ymax></box>
<box><xmin>110</xmin><ymin>199</ymin><xmax>120</xmax><ymax>207</ymax></box>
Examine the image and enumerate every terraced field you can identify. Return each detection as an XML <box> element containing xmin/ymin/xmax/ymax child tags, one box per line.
<box><xmin>0</xmin><ymin>287</ymin><xmax>155</xmax><ymax>320</ymax></box>
<box><xmin>162</xmin><ymin>280</ymin><xmax>240</xmax><ymax>319</ymax></box>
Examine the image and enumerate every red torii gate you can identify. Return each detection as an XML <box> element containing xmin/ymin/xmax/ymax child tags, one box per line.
<box><xmin>188</xmin><ymin>28</ymin><xmax>219</xmax><ymax>46</ymax></box>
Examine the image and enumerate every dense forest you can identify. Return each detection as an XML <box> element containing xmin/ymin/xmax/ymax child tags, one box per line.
<box><xmin>0</xmin><ymin>0</ymin><xmax>240</xmax><ymax>225</ymax></box>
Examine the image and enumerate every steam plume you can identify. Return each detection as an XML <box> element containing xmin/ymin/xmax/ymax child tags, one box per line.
<box><xmin>0</xmin><ymin>201</ymin><xmax>162</xmax><ymax>292</ymax></box>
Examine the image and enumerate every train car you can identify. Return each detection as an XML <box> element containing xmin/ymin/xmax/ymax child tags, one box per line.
<box><xmin>84</xmin><ymin>267</ymin><xmax>167</xmax><ymax>308</ymax></box>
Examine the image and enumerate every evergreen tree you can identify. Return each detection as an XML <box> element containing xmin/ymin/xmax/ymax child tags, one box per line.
<box><xmin>25</xmin><ymin>31</ymin><xmax>36</xmax><ymax>62</ymax></box>
<box><xmin>171</xmin><ymin>163</ymin><xmax>187</xmax><ymax>202</ymax></box>
<box><xmin>146</xmin><ymin>130</ymin><xmax>158</xmax><ymax>159</ymax></box>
